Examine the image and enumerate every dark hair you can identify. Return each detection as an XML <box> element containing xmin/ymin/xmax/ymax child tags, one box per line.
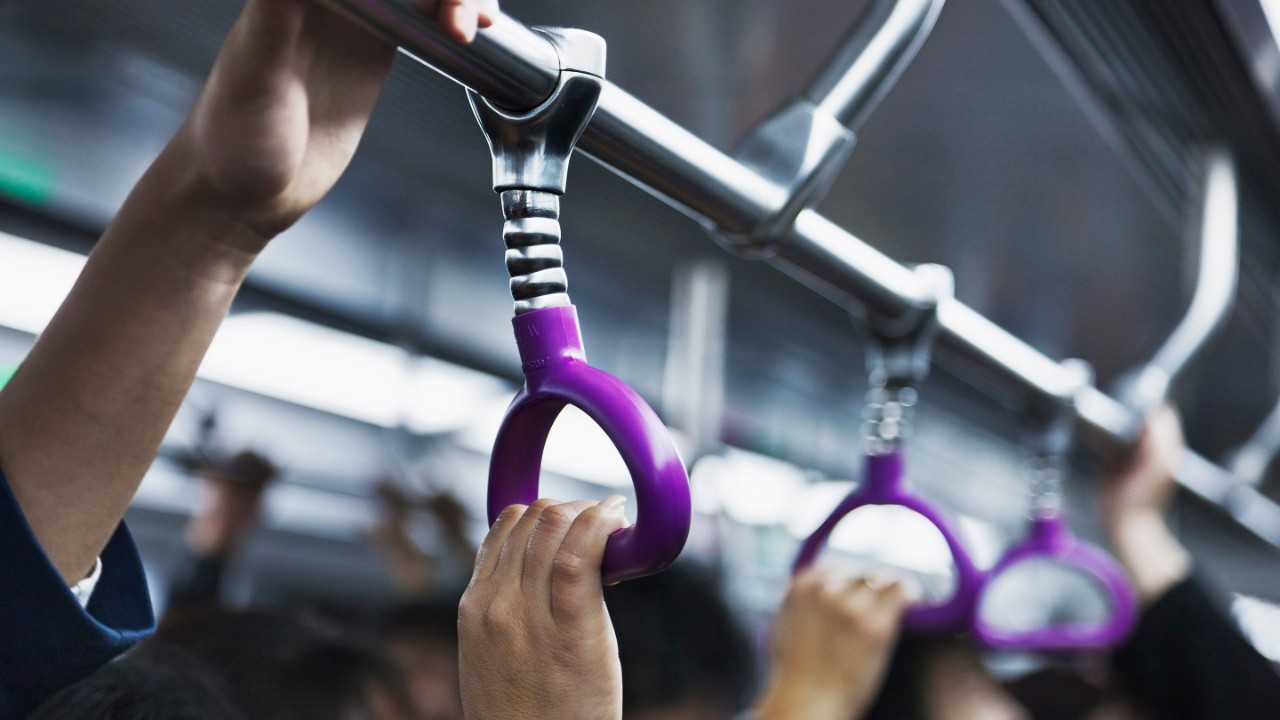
<box><xmin>374</xmin><ymin>593</ymin><xmax>461</xmax><ymax>646</ymax></box>
<box><xmin>861</xmin><ymin>633</ymin><xmax>957</xmax><ymax>720</ymax></box>
<box><xmin>29</xmin><ymin>643</ymin><xmax>247</xmax><ymax>720</ymax></box>
<box><xmin>154</xmin><ymin>608</ymin><xmax>414</xmax><ymax>720</ymax></box>
<box><xmin>603</xmin><ymin>563</ymin><xmax>756</xmax><ymax>716</ymax></box>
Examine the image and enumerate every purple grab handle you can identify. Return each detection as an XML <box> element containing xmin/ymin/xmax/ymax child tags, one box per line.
<box><xmin>793</xmin><ymin>451</ymin><xmax>983</xmax><ymax>632</ymax></box>
<box><xmin>972</xmin><ymin>514</ymin><xmax>1138</xmax><ymax>651</ymax></box>
<box><xmin>488</xmin><ymin>305</ymin><xmax>692</xmax><ymax>585</ymax></box>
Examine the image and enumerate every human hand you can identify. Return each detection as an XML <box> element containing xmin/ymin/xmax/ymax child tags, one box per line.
<box><xmin>1102</xmin><ymin>405</ymin><xmax>1191</xmax><ymax>602</ymax></box>
<box><xmin>185</xmin><ymin>451</ymin><xmax>278</xmax><ymax>558</ymax></box>
<box><xmin>458</xmin><ymin>497</ymin><xmax>629</xmax><ymax>720</ymax></box>
<box><xmin>752</xmin><ymin>567</ymin><xmax>916</xmax><ymax>720</ymax></box>
<box><xmin>177</xmin><ymin>0</ymin><xmax>499</xmax><ymax>247</ymax></box>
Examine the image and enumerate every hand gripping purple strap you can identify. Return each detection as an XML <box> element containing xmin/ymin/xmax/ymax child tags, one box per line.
<box><xmin>971</xmin><ymin>514</ymin><xmax>1138</xmax><ymax>651</ymax></box>
<box><xmin>488</xmin><ymin>305</ymin><xmax>692</xmax><ymax>585</ymax></box>
<box><xmin>793</xmin><ymin>450</ymin><xmax>983</xmax><ymax>632</ymax></box>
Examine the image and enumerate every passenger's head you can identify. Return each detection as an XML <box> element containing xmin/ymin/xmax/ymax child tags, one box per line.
<box><xmin>863</xmin><ymin>633</ymin><xmax>1030</xmax><ymax>720</ymax></box>
<box><xmin>29</xmin><ymin>643</ymin><xmax>246</xmax><ymax>720</ymax></box>
<box><xmin>155</xmin><ymin>608</ymin><xmax>415</xmax><ymax>720</ymax></box>
<box><xmin>374</xmin><ymin>595</ymin><xmax>464</xmax><ymax>720</ymax></box>
<box><xmin>603</xmin><ymin>563</ymin><xmax>755</xmax><ymax>720</ymax></box>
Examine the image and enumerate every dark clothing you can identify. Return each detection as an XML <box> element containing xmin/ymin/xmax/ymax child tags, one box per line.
<box><xmin>1115</xmin><ymin>576</ymin><xmax>1280</xmax><ymax>720</ymax></box>
<box><xmin>0</xmin><ymin>470</ymin><xmax>155</xmax><ymax>718</ymax></box>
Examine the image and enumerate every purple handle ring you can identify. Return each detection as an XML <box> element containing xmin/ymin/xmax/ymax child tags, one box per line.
<box><xmin>971</xmin><ymin>514</ymin><xmax>1137</xmax><ymax>651</ymax></box>
<box><xmin>488</xmin><ymin>305</ymin><xmax>692</xmax><ymax>585</ymax></box>
<box><xmin>793</xmin><ymin>451</ymin><xmax>983</xmax><ymax>632</ymax></box>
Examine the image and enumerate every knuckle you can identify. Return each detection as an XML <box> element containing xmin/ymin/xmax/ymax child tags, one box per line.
<box><xmin>538</xmin><ymin>503</ymin><xmax>579</xmax><ymax>531</ymax></box>
<box><xmin>552</xmin><ymin>548</ymin><xmax>590</xmax><ymax>580</ymax></box>
<box><xmin>495</xmin><ymin>504</ymin><xmax>528</xmax><ymax>524</ymax></box>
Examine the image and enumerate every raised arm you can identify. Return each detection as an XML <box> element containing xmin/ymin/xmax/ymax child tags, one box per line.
<box><xmin>1102</xmin><ymin>405</ymin><xmax>1191</xmax><ymax>602</ymax></box>
<box><xmin>0</xmin><ymin>0</ymin><xmax>497</xmax><ymax>584</ymax></box>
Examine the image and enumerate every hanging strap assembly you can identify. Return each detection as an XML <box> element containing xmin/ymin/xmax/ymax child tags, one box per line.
<box><xmin>972</xmin><ymin>360</ymin><xmax>1138</xmax><ymax>651</ymax></box>
<box><xmin>794</xmin><ymin>264</ymin><xmax>984</xmax><ymax>632</ymax></box>
<box><xmin>470</xmin><ymin>29</ymin><xmax>692</xmax><ymax>585</ymax></box>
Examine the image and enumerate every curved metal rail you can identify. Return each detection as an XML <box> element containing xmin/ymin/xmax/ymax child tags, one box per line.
<box><xmin>319</xmin><ymin>0</ymin><xmax>1280</xmax><ymax>549</ymax></box>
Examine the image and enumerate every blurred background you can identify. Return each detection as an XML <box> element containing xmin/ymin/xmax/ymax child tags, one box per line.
<box><xmin>3</xmin><ymin>0</ymin><xmax>1280</xmax><ymax>655</ymax></box>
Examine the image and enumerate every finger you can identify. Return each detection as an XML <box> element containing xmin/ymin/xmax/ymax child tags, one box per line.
<box><xmin>470</xmin><ymin>503</ymin><xmax>527</xmax><ymax>581</ymax></box>
<box><xmin>549</xmin><ymin>496</ymin><xmax>628</xmax><ymax>622</ymax></box>
<box><xmin>492</xmin><ymin>498</ymin><xmax>559</xmax><ymax>581</ymax></box>
<box><xmin>522</xmin><ymin>499</ymin><xmax>600</xmax><ymax>591</ymax></box>
<box><xmin>874</xmin><ymin>577</ymin><xmax>919</xmax><ymax>611</ymax></box>
<box><xmin>439</xmin><ymin>0</ymin><xmax>481</xmax><ymax>43</ymax></box>
<box><xmin>477</xmin><ymin>0</ymin><xmax>500</xmax><ymax>27</ymax></box>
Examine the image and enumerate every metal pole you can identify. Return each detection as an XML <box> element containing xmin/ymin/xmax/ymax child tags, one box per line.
<box><xmin>315</xmin><ymin>0</ymin><xmax>1182</xmax><ymax>441</ymax></box>
<box><xmin>321</xmin><ymin>0</ymin><xmax>1277</xmax><ymax>546</ymax></box>
<box><xmin>806</xmin><ymin>0</ymin><xmax>947</xmax><ymax>130</ymax></box>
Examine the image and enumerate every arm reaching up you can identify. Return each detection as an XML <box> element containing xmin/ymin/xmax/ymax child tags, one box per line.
<box><xmin>0</xmin><ymin>0</ymin><xmax>497</xmax><ymax>585</ymax></box>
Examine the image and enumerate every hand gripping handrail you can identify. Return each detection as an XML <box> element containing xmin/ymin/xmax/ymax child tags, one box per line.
<box><xmin>470</xmin><ymin>29</ymin><xmax>691</xmax><ymax>585</ymax></box>
<box><xmin>973</xmin><ymin>361</ymin><xmax>1137</xmax><ymax>651</ymax></box>
<box><xmin>794</xmin><ymin>265</ymin><xmax>983</xmax><ymax>632</ymax></box>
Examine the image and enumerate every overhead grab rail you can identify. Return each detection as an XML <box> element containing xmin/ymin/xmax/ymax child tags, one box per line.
<box><xmin>1114</xmin><ymin>149</ymin><xmax>1239</xmax><ymax>426</ymax></box>
<box><xmin>729</xmin><ymin>0</ymin><xmax>945</xmax><ymax>248</ymax></box>
<box><xmin>318</xmin><ymin>0</ymin><xmax>1280</xmax><ymax>550</ymax></box>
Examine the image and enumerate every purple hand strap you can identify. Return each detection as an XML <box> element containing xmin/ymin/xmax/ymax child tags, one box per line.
<box><xmin>488</xmin><ymin>305</ymin><xmax>692</xmax><ymax>585</ymax></box>
<box><xmin>793</xmin><ymin>451</ymin><xmax>983</xmax><ymax>632</ymax></box>
<box><xmin>972</xmin><ymin>514</ymin><xmax>1137</xmax><ymax>650</ymax></box>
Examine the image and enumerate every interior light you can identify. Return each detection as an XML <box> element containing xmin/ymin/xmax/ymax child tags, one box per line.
<box><xmin>1234</xmin><ymin>593</ymin><xmax>1280</xmax><ymax>662</ymax></box>
<box><xmin>0</xmin><ymin>231</ymin><xmax>509</xmax><ymax>432</ymax></box>
<box><xmin>405</xmin><ymin>356</ymin><xmax>512</xmax><ymax>434</ymax></box>
<box><xmin>0</xmin><ymin>151</ymin><xmax>57</xmax><ymax>207</ymax></box>
<box><xmin>714</xmin><ymin>448</ymin><xmax>809</xmax><ymax>526</ymax></box>
<box><xmin>200</xmin><ymin>312</ymin><xmax>409</xmax><ymax>427</ymax></box>
<box><xmin>0</xmin><ymin>230</ymin><xmax>85</xmax><ymax>334</ymax></box>
<box><xmin>456</xmin><ymin>400</ymin><xmax>637</xmax><ymax>489</ymax></box>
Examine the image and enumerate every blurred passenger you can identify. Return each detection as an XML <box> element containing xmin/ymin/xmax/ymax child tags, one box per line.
<box><xmin>365</xmin><ymin>481</ymin><xmax>478</xmax><ymax>719</ymax></box>
<box><xmin>368</xmin><ymin>480</ymin><xmax>476</xmax><ymax>599</ymax></box>
<box><xmin>29</xmin><ymin>643</ymin><xmax>246</xmax><ymax>720</ymax></box>
<box><xmin>375</xmin><ymin>596</ymin><xmax>465</xmax><ymax>720</ymax></box>
<box><xmin>1097</xmin><ymin>406</ymin><xmax>1280</xmax><ymax>719</ymax></box>
<box><xmin>0</xmin><ymin>0</ymin><xmax>496</xmax><ymax>715</ymax></box>
<box><xmin>32</xmin><ymin>608</ymin><xmax>416</xmax><ymax>720</ymax></box>
<box><xmin>603</xmin><ymin>563</ymin><xmax>755</xmax><ymax>719</ymax></box>
<box><xmin>167</xmin><ymin>450</ymin><xmax>278</xmax><ymax>616</ymax></box>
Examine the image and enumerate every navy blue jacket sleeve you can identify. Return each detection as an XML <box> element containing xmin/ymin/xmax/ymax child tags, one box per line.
<box><xmin>0</xmin><ymin>469</ymin><xmax>155</xmax><ymax>719</ymax></box>
<box><xmin>1114</xmin><ymin>575</ymin><xmax>1280</xmax><ymax>720</ymax></box>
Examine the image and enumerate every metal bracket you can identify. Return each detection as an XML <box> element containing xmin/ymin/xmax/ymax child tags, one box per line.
<box><xmin>863</xmin><ymin>263</ymin><xmax>952</xmax><ymax>389</ymax></box>
<box><xmin>468</xmin><ymin>28</ymin><xmax>606</xmax><ymax>314</ymax></box>
<box><xmin>724</xmin><ymin>103</ymin><xmax>856</xmax><ymax>256</ymax></box>
<box><xmin>469</xmin><ymin>28</ymin><xmax>606</xmax><ymax>194</ymax></box>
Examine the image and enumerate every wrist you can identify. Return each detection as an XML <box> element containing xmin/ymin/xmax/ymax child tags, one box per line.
<box><xmin>1110</xmin><ymin>512</ymin><xmax>1191</xmax><ymax>604</ymax></box>
<box><xmin>125</xmin><ymin>127</ymin><xmax>274</xmax><ymax>276</ymax></box>
<box><xmin>753</xmin><ymin>673</ymin><xmax>863</xmax><ymax>720</ymax></box>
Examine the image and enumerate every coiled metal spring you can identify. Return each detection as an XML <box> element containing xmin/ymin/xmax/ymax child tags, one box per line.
<box><xmin>502</xmin><ymin>189</ymin><xmax>570</xmax><ymax>314</ymax></box>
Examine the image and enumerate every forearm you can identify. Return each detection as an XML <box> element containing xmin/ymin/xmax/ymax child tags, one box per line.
<box><xmin>752</xmin><ymin>677</ymin><xmax>865</xmax><ymax>720</ymax></box>
<box><xmin>0</xmin><ymin>128</ymin><xmax>262</xmax><ymax>583</ymax></box>
<box><xmin>1110</xmin><ymin>511</ymin><xmax>1191</xmax><ymax>605</ymax></box>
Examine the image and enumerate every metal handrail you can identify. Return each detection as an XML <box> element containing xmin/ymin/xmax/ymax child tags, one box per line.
<box><xmin>318</xmin><ymin>0</ymin><xmax>1280</xmax><ymax>549</ymax></box>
